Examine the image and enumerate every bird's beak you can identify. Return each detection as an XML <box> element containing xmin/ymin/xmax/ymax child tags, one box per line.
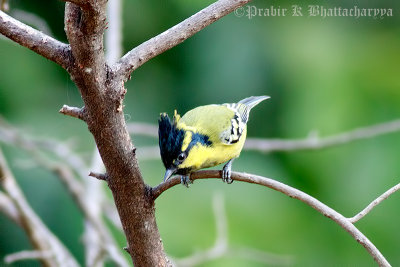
<box><xmin>163</xmin><ymin>168</ymin><xmax>177</xmax><ymax>182</ymax></box>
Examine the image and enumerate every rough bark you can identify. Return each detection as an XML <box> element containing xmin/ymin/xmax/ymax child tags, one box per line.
<box><xmin>1</xmin><ymin>0</ymin><xmax>253</xmax><ymax>265</ymax></box>
<box><xmin>63</xmin><ymin>2</ymin><xmax>168</xmax><ymax>265</ymax></box>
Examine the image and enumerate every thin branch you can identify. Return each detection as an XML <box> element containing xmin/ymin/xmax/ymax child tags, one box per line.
<box><xmin>127</xmin><ymin>122</ymin><xmax>158</xmax><ymax>138</ymax></box>
<box><xmin>126</xmin><ymin>119</ymin><xmax>400</xmax><ymax>160</ymax></box>
<box><xmin>0</xmin><ymin>148</ymin><xmax>79</xmax><ymax>267</ymax></box>
<box><xmin>0</xmin><ymin>121</ymin><xmax>128</xmax><ymax>266</ymax></box>
<box><xmin>0</xmin><ymin>191</ymin><xmax>20</xmax><ymax>224</ymax></box>
<box><xmin>104</xmin><ymin>201</ymin><xmax>123</xmax><ymax>231</ymax></box>
<box><xmin>0</xmin><ymin>118</ymin><xmax>88</xmax><ymax>178</ymax></box>
<box><xmin>89</xmin><ymin>171</ymin><xmax>108</xmax><ymax>181</ymax></box>
<box><xmin>0</xmin><ymin>10</ymin><xmax>71</xmax><ymax>69</ymax></box>
<box><xmin>83</xmin><ymin>148</ymin><xmax>106</xmax><ymax>267</ymax></box>
<box><xmin>151</xmin><ymin>171</ymin><xmax>390</xmax><ymax>267</ymax></box>
<box><xmin>59</xmin><ymin>105</ymin><xmax>86</xmax><ymax>121</ymax></box>
<box><xmin>11</xmin><ymin>9</ymin><xmax>53</xmax><ymax>35</ymax></box>
<box><xmin>113</xmin><ymin>0</ymin><xmax>252</xmax><ymax>80</ymax></box>
<box><xmin>105</xmin><ymin>0</ymin><xmax>122</xmax><ymax>65</ymax></box>
<box><xmin>173</xmin><ymin>193</ymin><xmax>292</xmax><ymax>267</ymax></box>
<box><xmin>1</xmin><ymin>0</ymin><xmax>9</xmax><ymax>12</ymax></box>
<box><xmin>348</xmin><ymin>182</ymin><xmax>400</xmax><ymax>224</ymax></box>
<box><xmin>245</xmin><ymin>119</ymin><xmax>400</xmax><ymax>152</ymax></box>
<box><xmin>4</xmin><ymin>250</ymin><xmax>53</xmax><ymax>264</ymax></box>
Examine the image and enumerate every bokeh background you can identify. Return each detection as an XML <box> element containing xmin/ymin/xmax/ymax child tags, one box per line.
<box><xmin>1</xmin><ymin>0</ymin><xmax>400</xmax><ymax>266</ymax></box>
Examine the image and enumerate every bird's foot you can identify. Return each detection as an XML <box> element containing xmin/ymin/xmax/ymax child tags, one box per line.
<box><xmin>180</xmin><ymin>175</ymin><xmax>192</xmax><ymax>188</ymax></box>
<box><xmin>222</xmin><ymin>160</ymin><xmax>234</xmax><ymax>184</ymax></box>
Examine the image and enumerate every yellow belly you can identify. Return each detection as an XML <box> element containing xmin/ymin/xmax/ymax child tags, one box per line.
<box><xmin>179</xmin><ymin>128</ymin><xmax>247</xmax><ymax>171</ymax></box>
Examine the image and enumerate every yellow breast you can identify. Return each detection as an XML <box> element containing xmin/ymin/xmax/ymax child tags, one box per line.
<box><xmin>179</xmin><ymin>127</ymin><xmax>247</xmax><ymax>171</ymax></box>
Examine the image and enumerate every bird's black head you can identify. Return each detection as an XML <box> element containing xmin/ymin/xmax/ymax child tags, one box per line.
<box><xmin>158</xmin><ymin>113</ymin><xmax>186</xmax><ymax>180</ymax></box>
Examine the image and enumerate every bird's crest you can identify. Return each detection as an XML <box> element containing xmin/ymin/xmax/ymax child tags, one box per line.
<box><xmin>158</xmin><ymin>112</ymin><xmax>185</xmax><ymax>169</ymax></box>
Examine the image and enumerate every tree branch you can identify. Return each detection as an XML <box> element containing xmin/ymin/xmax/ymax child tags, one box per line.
<box><xmin>0</xmin><ymin>121</ymin><xmax>129</xmax><ymax>267</ymax></box>
<box><xmin>245</xmin><ymin>119</ymin><xmax>400</xmax><ymax>152</ymax></box>
<box><xmin>173</xmin><ymin>193</ymin><xmax>293</xmax><ymax>266</ymax></box>
<box><xmin>348</xmin><ymin>182</ymin><xmax>400</xmax><ymax>224</ymax></box>
<box><xmin>4</xmin><ymin>250</ymin><xmax>53</xmax><ymax>265</ymax></box>
<box><xmin>113</xmin><ymin>0</ymin><xmax>252</xmax><ymax>80</ymax></box>
<box><xmin>0</xmin><ymin>191</ymin><xmax>20</xmax><ymax>225</ymax></box>
<box><xmin>11</xmin><ymin>9</ymin><xmax>53</xmax><ymax>35</ymax></box>
<box><xmin>64</xmin><ymin>0</ymin><xmax>170</xmax><ymax>264</ymax></box>
<box><xmin>126</xmin><ymin>119</ymin><xmax>400</xmax><ymax>160</ymax></box>
<box><xmin>59</xmin><ymin>105</ymin><xmax>86</xmax><ymax>121</ymax></box>
<box><xmin>105</xmin><ymin>0</ymin><xmax>122</xmax><ymax>65</ymax></box>
<box><xmin>0</xmin><ymin>148</ymin><xmax>79</xmax><ymax>267</ymax></box>
<box><xmin>0</xmin><ymin>11</ymin><xmax>71</xmax><ymax>69</ymax></box>
<box><xmin>151</xmin><ymin>171</ymin><xmax>390</xmax><ymax>267</ymax></box>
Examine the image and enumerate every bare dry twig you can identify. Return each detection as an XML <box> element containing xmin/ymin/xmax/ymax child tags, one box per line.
<box><xmin>59</xmin><ymin>105</ymin><xmax>86</xmax><ymax>121</ymax></box>
<box><xmin>126</xmin><ymin>119</ymin><xmax>400</xmax><ymax>160</ymax></box>
<box><xmin>348</xmin><ymin>182</ymin><xmax>400</xmax><ymax>224</ymax></box>
<box><xmin>4</xmin><ymin>250</ymin><xmax>54</xmax><ymax>265</ymax></box>
<box><xmin>152</xmin><ymin>171</ymin><xmax>391</xmax><ymax>267</ymax></box>
<box><xmin>0</xmin><ymin>191</ymin><xmax>19</xmax><ymax>224</ymax></box>
<box><xmin>0</xmin><ymin>10</ymin><xmax>71</xmax><ymax>69</ymax></box>
<box><xmin>0</xmin><ymin>148</ymin><xmax>79</xmax><ymax>267</ymax></box>
<box><xmin>173</xmin><ymin>193</ymin><xmax>293</xmax><ymax>266</ymax></box>
<box><xmin>113</xmin><ymin>0</ymin><xmax>252</xmax><ymax>80</ymax></box>
<box><xmin>245</xmin><ymin>119</ymin><xmax>400</xmax><ymax>152</ymax></box>
<box><xmin>0</xmin><ymin>122</ymin><xmax>128</xmax><ymax>267</ymax></box>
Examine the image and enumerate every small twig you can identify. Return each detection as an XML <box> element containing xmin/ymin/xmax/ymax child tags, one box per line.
<box><xmin>348</xmin><ymin>182</ymin><xmax>400</xmax><ymax>223</ymax></box>
<box><xmin>105</xmin><ymin>0</ymin><xmax>122</xmax><ymax>65</ymax></box>
<box><xmin>173</xmin><ymin>193</ymin><xmax>292</xmax><ymax>266</ymax></box>
<box><xmin>0</xmin><ymin>10</ymin><xmax>71</xmax><ymax>69</ymax></box>
<box><xmin>4</xmin><ymin>250</ymin><xmax>53</xmax><ymax>264</ymax></box>
<box><xmin>126</xmin><ymin>122</ymin><xmax>158</xmax><ymax>138</ymax></box>
<box><xmin>104</xmin><ymin>202</ymin><xmax>123</xmax><ymax>230</ymax></box>
<box><xmin>0</xmin><ymin>148</ymin><xmax>79</xmax><ymax>267</ymax></box>
<box><xmin>0</xmin><ymin>121</ymin><xmax>128</xmax><ymax>267</ymax></box>
<box><xmin>126</xmin><ymin>119</ymin><xmax>400</xmax><ymax>160</ymax></box>
<box><xmin>11</xmin><ymin>9</ymin><xmax>52</xmax><ymax>35</ymax></box>
<box><xmin>113</xmin><ymin>0</ymin><xmax>252</xmax><ymax>80</ymax></box>
<box><xmin>89</xmin><ymin>171</ymin><xmax>108</xmax><ymax>181</ymax></box>
<box><xmin>245</xmin><ymin>119</ymin><xmax>400</xmax><ymax>152</ymax></box>
<box><xmin>0</xmin><ymin>191</ymin><xmax>20</xmax><ymax>224</ymax></box>
<box><xmin>1</xmin><ymin>0</ymin><xmax>9</xmax><ymax>12</ymax></box>
<box><xmin>152</xmin><ymin>170</ymin><xmax>390</xmax><ymax>267</ymax></box>
<box><xmin>59</xmin><ymin>105</ymin><xmax>86</xmax><ymax>121</ymax></box>
<box><xmin>213</xmin><ymin>193</ymin><xmax>228</xmax><ymax>248</ymax></box>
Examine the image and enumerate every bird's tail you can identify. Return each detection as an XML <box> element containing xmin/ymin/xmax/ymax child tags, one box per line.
<box><xmin>230</xmin><ymin>95</ymin><xmax>270</xmax><ymax>124</ymax></box>
<box><xmin>238</xmin><ymin>95</ymin><xmax>270</xmax><ymax>109</ymax></box>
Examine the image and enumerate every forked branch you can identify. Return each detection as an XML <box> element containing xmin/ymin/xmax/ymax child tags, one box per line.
<box><xmin>152</xmin><ymin>171</ymin><xmax>391</xmax><ymax>267</ymax></box>
<box><xmin>113</xmin><ymin>0</ymin><xmax>252</xmax><ymax>80</ymax></box>
<box><xmin>0</xmin><ymin>11</ymin><xmax>71</xmax><ymax>69</ymax></box>
<box><xmin>0</xmin><ymin>148</ymin><xmax>79</xmax><ymax>267</ymax></box>
<box><xmin>173</xmin><ymin>193</ymin><xmax>293</xmax><ymax>266</ymax></box>
<box><xmin>348</xmin><ymin>182</ymin><xmax>400</xmax><ymax>223</ymax></box>
<box><xmin>126</xmin><ymin>118</ymin><xmax>400</xmax><ymax>157</ymax></box>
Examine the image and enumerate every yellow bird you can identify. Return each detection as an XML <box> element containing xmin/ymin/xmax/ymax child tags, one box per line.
<box><xmin>158</xmin><ymin>96</ymin><xmax>270</xmax><ymax>186</ymax></box>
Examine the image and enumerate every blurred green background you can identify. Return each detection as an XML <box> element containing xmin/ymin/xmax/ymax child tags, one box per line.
<box><xmin>1</xmin><ymin>0</ymin><xmax>400</xmax><ymax>266</ymax></box>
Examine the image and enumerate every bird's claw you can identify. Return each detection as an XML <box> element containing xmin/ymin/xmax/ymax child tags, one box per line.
<box><xmin>180</xmin><ymin>175</ymin><xmax>192</xmax><ymax>188</ymax></box>
<box><xmin>222</xmin><ymin>162</ymin><xmax>233</xmax><ymax>184</ymax></box>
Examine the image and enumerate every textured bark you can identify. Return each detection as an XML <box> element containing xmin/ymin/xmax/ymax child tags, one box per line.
<box><xmin>1</xmin><ymin>0</ymin><xmax>254</xmax><ymax>265</ymax></box>
<box><xmin>63</xmin><ymin>2</ymin><xmax>168</xmax><ymax>265</ymax></box>
<box><xmin>0</xmin><ymin>10</ymin><xmax>71</xmax><ymax>69</ymax></box>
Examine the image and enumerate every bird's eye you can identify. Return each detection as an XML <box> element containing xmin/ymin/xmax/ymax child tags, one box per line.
<box><xmin>177</xmin><ymin>153</ymin><xmax>186</xmax><ymax>161</ymax></box>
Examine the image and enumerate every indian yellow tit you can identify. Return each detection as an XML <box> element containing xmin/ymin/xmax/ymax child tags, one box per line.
<box><xmin>158</xmin><ymin>95</ymin><xmax>270</xmax><ymax>187</ymax></box>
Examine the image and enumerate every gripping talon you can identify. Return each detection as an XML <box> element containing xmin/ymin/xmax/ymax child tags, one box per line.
<box><xmin>222</xmin><ymin>159</ymin><xmax>234</xmax><ymax>184</ymax></box>
<box><xmin>180</xmin><ymin>175</ymin><xmax>192</xmax><ymax>188</ymax></box>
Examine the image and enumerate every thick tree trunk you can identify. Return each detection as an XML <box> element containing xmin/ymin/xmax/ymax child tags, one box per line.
<box><xmin>63</xmin><ymin>3</ymin><xmax>168</xmax><ymax>265</ymax></box>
